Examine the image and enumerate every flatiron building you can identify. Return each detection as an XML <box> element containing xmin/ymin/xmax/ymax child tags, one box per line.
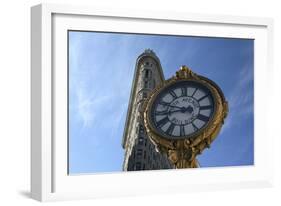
<box><xmin>122</xmin><ymin>49</ymin><xmax>173</xmax><ymax>171</ymax></box>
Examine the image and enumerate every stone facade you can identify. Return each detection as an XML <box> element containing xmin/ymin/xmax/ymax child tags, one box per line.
<box><xmin>122</xmin><ymin>49</ymin><xmax>173</xmax><ymax>171</ymax></box>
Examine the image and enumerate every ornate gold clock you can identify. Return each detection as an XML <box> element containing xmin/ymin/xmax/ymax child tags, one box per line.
<box><xmin>143</xmin><ymin>66</ymin><xmax>228</xmax><ymax>168</ymax></box>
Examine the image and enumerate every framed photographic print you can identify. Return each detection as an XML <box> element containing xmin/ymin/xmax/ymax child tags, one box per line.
<box><xmin>31</xmin><ymin>3</ymin><xmax>274</xmax><ymax>202</ymax></box>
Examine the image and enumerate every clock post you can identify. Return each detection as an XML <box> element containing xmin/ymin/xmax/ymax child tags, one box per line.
<box><xmin>143</xmin><ymin>66</ymin><xmax>228</xmax><ymax>169</ymax></box>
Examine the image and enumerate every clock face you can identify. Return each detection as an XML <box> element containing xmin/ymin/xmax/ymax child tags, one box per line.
<box><xmin>149</xmin><ymin>80</ymin><xmax>215</xmax><ymax>139</ymax></box>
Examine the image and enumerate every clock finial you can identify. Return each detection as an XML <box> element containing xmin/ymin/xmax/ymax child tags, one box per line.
<box><xmin>180</xmin><ymin>65</ymin><xmax>190</xmax><ymax>71</ymax></box>
<box><xmin>176</xmin><ymin>65</ymin><xmax>197</xmax><ymax>79</ymax></box>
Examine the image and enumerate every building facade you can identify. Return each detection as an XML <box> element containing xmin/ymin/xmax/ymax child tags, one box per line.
<box><xmin>122</xmin><ymin>49</ymin><xmax>173</xmax><ymax>171</ymax></box>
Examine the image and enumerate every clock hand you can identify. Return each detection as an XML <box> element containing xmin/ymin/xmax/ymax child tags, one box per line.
<box><xmin>185</xmin><ymin>105</ymin><xmax>194</xmax><ymax>113</ymax></box>
<box><xmin>168</xmin><ymin>109</ymin><xmax>182</xmax><ymax>114</ymax></box>
<box><xmin>169</xmin><ymin>106</ymin><xmax>194</xmax><ymax>114</ymax></box>
<box><xmin>169</xmin><ymin>106</ymin><xmax>191</xmax><ymax>113</ymax></box>
<box><xmin>168</xmin><ymin>105</ymin><xmax>183</xmax><ymax>110</ymax></box>
<box><xmin>169</xmin><ymin>107</ymin><xmax>190</xmax><ymax>114</ymax></box>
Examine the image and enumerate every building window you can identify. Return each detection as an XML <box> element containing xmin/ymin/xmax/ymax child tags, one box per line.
<box><xmin>144</xmin><ymin>69</ymin><xmax>152</xmax><ymax>79</ymax></box>
<box><xmin>143</xmin><ymin>92</ymin><xmax>147</xmax><ymax>98</ymax></box>
<box><xmin>144</xmin><ymin>151</ymin><xmax>146</xmax><ymax>159</ymax></box>
<box><xmin>138</xmin><ymin>137</ymin><xmax>144</xmax><ymax>145</ymax></box>
<box><xmin>145</xmin><ymin>69</ymin><xmax>149</xmax><ymax>78</ymax></box>
<box><xmin>136</xmin><ymin>149</ymin><xmax>142</xmax><ymax>157</ymax></box>
<box><xmin>139</xmin><ymin>125</ymin><xmax>144</xmax><ymax>134</ymax></box>
<box><xmin>144</xmin><ymin>80</ymin><xmax>148</xmax><ymax>88</ymax></box>
<box><xmin>142</xmin><ymin>68</ymin><xmax>151</xmax><ymax>79</ymax></box>
<box><xmin>135</xmin><ymin>162</ymin><xmax>141</xmax><ymax>170</ymax></box>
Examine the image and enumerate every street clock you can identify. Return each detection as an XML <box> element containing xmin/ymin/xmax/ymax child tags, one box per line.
<box><xmin>143</xmin><ymin>66</ymin><xmax>228</xmax><ymax>168</ymax></box>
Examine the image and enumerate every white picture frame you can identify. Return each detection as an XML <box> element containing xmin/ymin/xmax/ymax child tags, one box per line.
<box><xmin>31</xmin><ymin>3</ymin><xmax>274</xmax><ymax>202</ymax></box>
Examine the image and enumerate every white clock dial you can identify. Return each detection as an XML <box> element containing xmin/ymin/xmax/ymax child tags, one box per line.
<box><xmin>150</xmin><ymin>81</ymin><xmax>215</xmax><ymax>139</ymax></box>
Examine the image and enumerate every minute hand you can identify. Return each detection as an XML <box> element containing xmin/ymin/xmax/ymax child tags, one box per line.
<box><xmin>169</xmin><ymin>105</ymin><xmax>183</xmax><ymax>109</ymax></box>
<box><xmin>169</xmin><ymin>109</ymin><xmax>182</xmax><ymax>114</ymax></box>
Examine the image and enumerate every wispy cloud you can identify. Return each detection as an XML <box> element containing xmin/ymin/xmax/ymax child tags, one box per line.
<box><xmin>69</xmin><ymin>32</ymin><xmax>134</xmax><ymax>131</ymax></box>
<box><xmin>75</xmin><ymin>87</ymin><xmax>112</xmax><ymax>128</ymax></box>
<box><xmin>221</xmin><ymin>63</ymin><xmax>253</xmax><ymax>134</ymax></box>
<box><xmin>229</xmin><ymin>63</ymin><xmax>253</xmax><ymax>112</ymax></box>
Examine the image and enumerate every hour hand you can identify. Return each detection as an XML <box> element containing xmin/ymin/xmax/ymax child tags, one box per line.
<box><xmin>185</xmin><ymin>105</ymin><xmax>194</xmax><ymax>113</ymax></box>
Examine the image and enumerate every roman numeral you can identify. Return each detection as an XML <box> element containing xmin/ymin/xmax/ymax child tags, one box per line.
<box><xmin>200</xmin><ymin>105</ymin><xmax>212</xmax><ymax>110</ymax></box>
<box><xmin>166</xmin><ymin>123</ymin><xmax>175</xmax><ymax>135</ymax></box>
<box><xmin>159</xmin><ymin>101</ymin><xmax>170</xmax><ymax>106</ymax></box>
<box><xmin>169</xmin><ymin>90</ymin><xmax>177</xmax><ymax>99</ymax></box>
<box><xmin>180</xmin><ymin>125</ymin><xmax>185</xmax><ymax>136</ymax></box>
<box><xmin>191</xmin><ymin>122</ymin><xmax>199</xmax><ymax>131</ymax></box>
<box><xmin>191</xmin><ymin>88</ymin><xmax>198</xmax><ymax>97</ymax></box>
<box><xmin>181</xmin><ymin>87</ymin><xmax>187</xmax><ymax>97</ymax></box>
<box><xmin>197</xmin><ymin>94</ymin><xmax>209</xmax><ymax>102</ymax></box>
<box><xmin>156</xmin><ymin>116</ymin><xmax>169</xmax><ymax>128</ymax></box>
<box><xmin>197</xmin><ymin>114</ymin><xmax>210</xmax><ymax>122</ymax></box>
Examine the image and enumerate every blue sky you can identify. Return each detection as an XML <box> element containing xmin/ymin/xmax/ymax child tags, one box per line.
<box><xmin>68</xmin><ymin>31</ymin><xmax>254</xmax><ymax>174</ymax></box>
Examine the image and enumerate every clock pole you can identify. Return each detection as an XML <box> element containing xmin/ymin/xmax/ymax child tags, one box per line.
<box><xmin>143</xmin><ymin>66</ymin><xmax>228</xmax><ymax>169</ymax></box>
